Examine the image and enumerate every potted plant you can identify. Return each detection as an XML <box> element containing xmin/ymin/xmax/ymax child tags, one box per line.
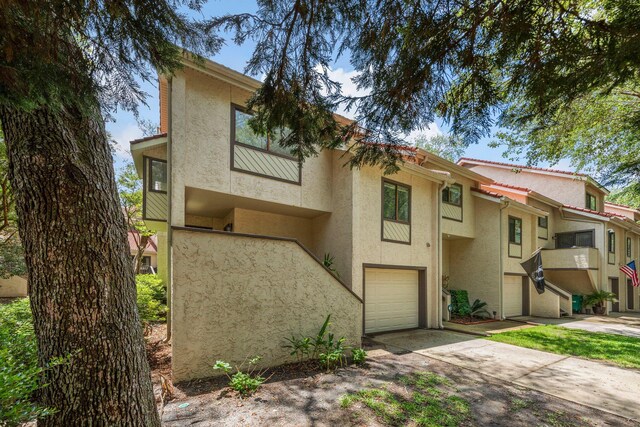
<box><xmin>584</xmin><ymin>290</ymin><xmax>617</xmax><ymax>315</ymax></box>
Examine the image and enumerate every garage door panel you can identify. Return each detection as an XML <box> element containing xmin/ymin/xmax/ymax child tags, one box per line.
<box><xmin>365</xmin><ymin>269</ymin><xmax>419</xmax><ymax>334</ymax></box>
<box><xmin>504</xmin><ymin>275</ymin><xmax>523</xmax><ymax>317</ymax></box>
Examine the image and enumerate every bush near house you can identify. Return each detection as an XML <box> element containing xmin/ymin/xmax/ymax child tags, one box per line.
<box><xmin>0</xmin><ymin>298</ymin><xmax>53</xmax><ymax>425</ymax></box>
<box><xmin>449</xmin><ymin>290</ymin><xmax>470</xmax><ymax>316</ymax></box>
<box><xmin>136</xmin><ymin>274</ymin><xmax>167</xmax><ymax>322</ymax></box>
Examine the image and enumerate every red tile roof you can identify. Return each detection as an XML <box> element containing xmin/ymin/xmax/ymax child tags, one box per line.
<box><xmin>490</xmin><ymin>182</ymin><xmax>533</xmax><ymax>193</ymax></box>
<box><xmin>471</xmin><ymin>187</ymin><xmax>503</xmax><ymax>199</ymax></box>
<box><xmin>459</xmin><ymin>157</ymin><xmax>586</xmax><ymax>177</ymax></box>
<box><xmin>561</xmin><ymin>204</ymin><xmax>622</xmax><ymax>219</ymax></box>
<box><xmin>604</xmin><ymin>201</ymin><xmax>640</xmax><ymax>211</ymax></box>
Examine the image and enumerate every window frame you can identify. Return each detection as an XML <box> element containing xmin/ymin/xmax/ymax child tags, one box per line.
<box><xmin>381</xmin><ymin>179</ymin><xmax>412</xmax><ymax>245</ymax></box>
<box><xmin>442</xmin><ymin>183</ymin><xmax>463</xmax><ymax>207</ymax></box>
<box><xmin>382</xmin><ymin>179</ymin><xmax>411</xmax><ymax>225</ymax></box>
<box><xmin>147</xmin><ymin>157</ymin><xmax>168</xmax><ymax>194</ymax></box>
<box><xmin>554</xmin><ymin>229</ymin><xmax>595</xmax><ymax>249</ymax></box>
<box><xmin>508</xmin><ymin>216</ymin><xmax>522</xmax><ymax>246</ymax></box>
<box><xmin>231</xmin><ymin>104</ymin><xmax>297</xmax><ymax>161</ymax></box>
<box><xmin>608</xmin><ymin>230</ymin><xmax>616</xmax><ymax>254</ymax></box>
<box><xmin>627</xmin><ymin>237</ymin><xmax>632</xmax><ymax>258</ymax></box>
<box><xmin>586</xmin><ymin>192</ymin><xmax>597</xmax><ymax>211</ymax></box>
<box><xmin>538</xmin><ymin>216</ymin><xmax>548</xmax><ymax>229</ymax></box>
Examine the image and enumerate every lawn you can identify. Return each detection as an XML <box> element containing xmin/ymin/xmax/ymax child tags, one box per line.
<box><xmin>487</xmin><ymin>325</ymin><xmax>640</xmax><ymax>369</ymax></box>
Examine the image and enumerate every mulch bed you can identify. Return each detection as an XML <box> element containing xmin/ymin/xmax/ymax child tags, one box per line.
<box><xmin>449</xmin><ymin>317</ymin><xmax>501</xmax><ymax>325</ymax></box>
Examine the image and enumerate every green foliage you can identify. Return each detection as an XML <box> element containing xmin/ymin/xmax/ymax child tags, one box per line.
<box><xmin>449</xmin><ymin>290</ymin><xmax>470</xmax><ymax>317</ymax></box>
<box><xmin>283</xmin><ymin>314</ymin><xmax>351</xmax><ymax>370</ymax></box>
<box><xmin>413</xmin><ymin>134</ymin><xmax>465</xmax><ymax>162</ymax></box>
<box><xmin>0</xmin><ymin>299</ymin><xmax>54</xmax><ymax>425</ymax></box>
<box><xmin>584</xmin><ymin>290</ymin><xmax>618</xmax><ymax>308</ymax></box>
<box><xmin>342</xmin><ymin>371</ymin><xmax>470</xmax><ymax>426</ymax></box>
<box><xmin>136</xmin><ymin>274</ymin><xmax>167</xmax><ymax>322</ymax></box>
<box><xmin>351</xmin><ymin>348</ymin><xmax>367</xmax><ymax>365</ymax></box>
<box><xmin>469</xmin><ymin>299</ymin><xmax>490</xmax><ymax>319</ymax></box>
<box><xmin>214</xmin><ymin>356</ymin><xmax>267</xmax><ymax>396</ymax></box>
<box><xmin>487</xmin><ymin>325</ymin><xmax>640</xmax><ymax>370</ymax></box>
<box><xmin>322</xmin><ymin>253</ymin><xmax>340</xmax><ymax>278</ymax></box>
<box><xmin>216</xmin><ymin>1</ymin><xmax>640</xmax><ymax>175</ymax></box>
<box><xmin>607</xmin><ymin>185</ymin><xmax>640</xmax><ymax>210</ymax></box>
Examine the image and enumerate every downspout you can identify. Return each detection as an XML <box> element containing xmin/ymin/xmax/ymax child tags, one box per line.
<box><xmin>499</xmin><ymin>199</ymin><xmax>510</xmax><ymax>320</ymax></box>
<box><xmin>165</xmin><ymin>77</ymin><xmax>173</xmax><ymax>342</ymax></box>
<box><xmin>437</xmin><ymin>181</ymin><xmax>446</xmax><ymax>329</ymax></box>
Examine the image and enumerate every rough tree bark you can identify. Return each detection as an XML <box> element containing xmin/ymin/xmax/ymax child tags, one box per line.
<box><xmin>0</xmin><ymin>105</ymin><xmax>160</xmax><ymax>426</ymax></box>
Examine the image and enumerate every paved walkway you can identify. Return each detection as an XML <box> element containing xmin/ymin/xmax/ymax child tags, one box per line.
<box><xmin>511</xmin><ymin>313</ymin><xmax>640</xmax><ymax>338</ymax></box>
<box><xmin>443</xmin><ymin>319</ymin><xmax>534</xmax><ymax>336</ymax></box>
<box><xmin>372</xmin><ymin>329</ymin><xmax>640</xmax><ymax>421</ymax></box>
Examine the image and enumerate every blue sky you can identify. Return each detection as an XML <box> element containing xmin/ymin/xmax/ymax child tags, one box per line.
<box><xmin>107</xmin><ymin>1</ymin><xmax>575</xmax><ymax>173</ymax></box>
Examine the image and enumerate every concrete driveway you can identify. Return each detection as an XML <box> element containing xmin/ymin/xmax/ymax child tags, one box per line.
<box><xmin>372</xmin><ymin>329</ymin><xmax>640</xmax><ymax>421</ymax></box>
<box><xmin>511</xmin><ymin>313</ymin><xmax>640</xmax><ymax>338</ymax></box>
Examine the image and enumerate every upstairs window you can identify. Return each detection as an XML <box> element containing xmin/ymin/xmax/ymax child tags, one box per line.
<box><xmin>556</xmin><ymin>230</ymin><xmax>595</xmax><ymax>248</ymax></box>
<box><xmin>233</xmin><ymin>106</ymin><xmax>293</xmax><ymax>158</ymax></box>
<box><xmin>148</xmin><ymin>159</ymin><xmax>167</xmax><ymax>193</ymax></box>
<box><xmin>586</xmin><ymin>193</ymin><xmax>597</xmax><ymax>211</ymax></box>
<box><xmin>538</xmin><ymin>216</ymin><xmax>548</xmax><ymax>229</ymax></box>
<box><xmin>383</xmin><ymin>181</ymin><xmax>410</xmax><ymax>223</ymax></box>
<box><xmin>608</xmin><ymin>230</ymin><xmax>616</xmax><ymax>254</ymax></box>
<box><xmin>627</xmin><ymin>237</ymin><xmax>632</xmax><ymax>258</ymax></box>
<box><xmin>508</xmin><ymin>216</ymin><xmax>522</xmax><ymax>245</ymax></box>
<box><xmin>442</xmin><ymin>184</ymin><xmax>462</xmax><ymax>206</ymax></box>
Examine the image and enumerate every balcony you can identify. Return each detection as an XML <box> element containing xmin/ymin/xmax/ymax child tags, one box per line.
<box><xmin>541</xmin><ymin>247</ymin><xmax>599</xmax><ymax>270</ymax></box>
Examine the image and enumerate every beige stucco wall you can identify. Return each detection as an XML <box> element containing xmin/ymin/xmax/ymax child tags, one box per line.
<box><xmin>0</xmin><ymin>276</ymin><xmax>27</xmax><ymax>298</ymax></box>
<box><xmin>438</xmin><ymin>173</ymin><xmax>476</xmax><ymax>239</ymax></box>
<box><xmin>467</xmin><ymin>165</ymin><xmax>595</xmax><ymax>209</ymax></box>
<box><xmin>530</xmin><ymin>286</ymin><xmax>560</xmax><ymax>318</ymax></box>
<box><xmin>448</xmin><ymin>197</ymin><xmax>502</xmax><ymax>317</ymax></box>
<box><xmin>232</xmin><ymin>208</ymin><xmax>314</xmax><ymax>248</ymax></box>
<box><xmin>528</xmin><ymin>199</ymin><xmax>555</xmax><ymax>249</ymax></box>
<box><xmin>502</xmin><ymin>206</ymin><xmax>537</xmax><ymax>275</ymax></box>
<box><xmin>155</xmin><ymin>231</ymin><xmax>169</xmax><ymax>287</ymax></box>
<box><xmin>311</xmin><ymin>151</ymin><xmax>355</xmax><ymax>287</ymax></box>
<box><xmin>170</xmin><ymin>68</ymin><xmax>334</xmax><ymax>229</ymax></box>
<box><xmin>350</xmin><ymin>165</ymin><xmax>441</xmax><ymax>327</ymax></box>
<box><xmin>171</xmin><ymin>228</ymin><xmax>362</xmax><ymax>382</ymax></box>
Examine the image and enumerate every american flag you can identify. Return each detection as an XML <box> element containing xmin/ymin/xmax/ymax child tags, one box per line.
<box><xmin>620</xmin><ymin>260</ymin><xmax>639</xmax><ymax>287</ymax></box>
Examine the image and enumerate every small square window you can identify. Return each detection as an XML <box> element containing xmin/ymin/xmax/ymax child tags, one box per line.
<box><xmin>442</xmin><ymin>184</ymin><xmax>462</xmax><ymax>206</ymax></box>
<box><xmin>538</xmin><ymin>216</ymin><xmax>548</xmax><ymax>229</ymax></box>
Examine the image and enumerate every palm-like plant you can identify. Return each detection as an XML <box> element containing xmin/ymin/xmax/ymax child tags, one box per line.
<box><xmin>585</xmin><ymin>290</ymin><xmax>618</xmax><ymax>315</ymax></box>
<box><xmin>469</xmin><ymin>299</ymin><xmax>491</xmax><ymax>320</ymax></box>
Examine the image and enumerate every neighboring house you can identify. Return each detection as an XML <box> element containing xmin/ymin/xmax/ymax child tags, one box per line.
<box><xmin>460</xmin><ymin>159</ymin><xmax>640</xmax><ymax>314</ymax></box>
<box><xmin>0</xmin><ymin>275</ymin><xmax>27</xmax><ymax>298</ymax></box>
<box><xmin>128</xmin><ymin>230</ymin><xmax>158</xmax><ymax>274</ymax></box>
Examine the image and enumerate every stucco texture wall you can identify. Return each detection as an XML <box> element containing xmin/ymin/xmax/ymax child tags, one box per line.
<box><xmin>530</xmin><ymin>286</ymin><xmax>560</xmax><ymax>318</ymax></box>
<box><xmin>502</xmin><ymin>206</ymin><xmax>536</xmax><ymax>275</ymax></box>
<box><xmin>171</xmin><ymin>228</ymin><xmax>362</xmax><ymax>382</ymax></box>
<box><xmin>0</xmin><ymin>276</ymin><xmax>27</xmax><ymax>297</ymax></box>
<box><xmin>468</xmin><ymin>165</ymin><xmax>589</xmax><ymax>208</ymax></box>
<box><xmin>440</xmin><ymin>173</ymin><xmax>476</xmax><ymax>239</ymax></box>
<box><xmin>170</xmin><ymin>68</ymin><xmax>333</xmax><ymax>228</ymax></box>
<box><xmin>351</xmin><ymin>166</ymin><xmax>440</xmax><ymax>327</ymax></box>
<box><xmin>448</xmin><ymin>197</ymin><xmax>502</xmax><ymax>317</ymax></box>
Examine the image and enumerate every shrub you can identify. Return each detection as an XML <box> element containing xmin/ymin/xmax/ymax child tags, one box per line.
<box><xmin>469</xmin><ymin>299</ymin><xmax>491</xmax><ymax>319</ymax></box>
<box><xmin>449</xmin><ymin>290</ymin><xmax>470</xmax><ymax>316</ymax></box>
<box><xmin>352</xmin><ymin>348</ymin><xmax>367</xmax><ymax>365</ymax></box>
<box><xmin>136</xmin><ymin>274</ymin><xmax>166</xmax><ymax>322</ymax></box>
<box><xmin>0</xmin><ymin>299</ymin><xmax>54</xmax><ymax>425</ymax></box>
<box><xmin>213</xmin><ymin>356</ymin><xmax>268</xmax><ymax>396</ymax></box>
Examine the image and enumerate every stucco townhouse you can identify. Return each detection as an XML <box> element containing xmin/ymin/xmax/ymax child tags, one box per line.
<box><xmin>130</xmin><ymin>58</ymin><xmax>519</xmax><ymax>381</ymax></box>
<box><xmin>459</xmin><ymin>158</ymin><xmax>640</xmax><ymax>314</ymax></box>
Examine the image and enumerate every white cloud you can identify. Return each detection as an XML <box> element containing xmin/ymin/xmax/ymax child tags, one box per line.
<box><xmin>109</xmin><ymin>122</ymin><xmax>142</xmax><ymax>159</ymax></box>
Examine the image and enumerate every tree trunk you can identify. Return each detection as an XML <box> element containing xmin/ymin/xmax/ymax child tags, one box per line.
<box><xmin>0</xmin><ymin>105</ymin><xmax>160</xmax><ymax>426</ymax></box>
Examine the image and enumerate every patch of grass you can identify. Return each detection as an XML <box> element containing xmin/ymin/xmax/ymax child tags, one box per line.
<box><xmin>486</xmin><ymin>325</ymin><xmax>640</xmax><ymax>369</ymax></box>
<box><xmin>509</xmin><ymin>397</ymin><xmax>532</xmax><ymax>412</ymax></box>
<box><xmin>341</xmin><ymin>372</ymin><xmax>470</xmax><ymax>427</ymax></box>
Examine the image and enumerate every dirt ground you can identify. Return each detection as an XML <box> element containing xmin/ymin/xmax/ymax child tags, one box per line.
<box><xmin>146</xmin><ymin>324</ymin><xmax>638</xmax><ymax>426</ymax></box>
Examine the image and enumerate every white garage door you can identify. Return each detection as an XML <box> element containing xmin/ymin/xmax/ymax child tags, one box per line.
<box><xmin>365</xmin><ymin>268</ymin><xmax>419</xmax><ymax>334</ymax></box>
<box><xmin>503</xmin><ymin>275</ymin><xmax>523</xmax><ymax>317</ymax></box>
